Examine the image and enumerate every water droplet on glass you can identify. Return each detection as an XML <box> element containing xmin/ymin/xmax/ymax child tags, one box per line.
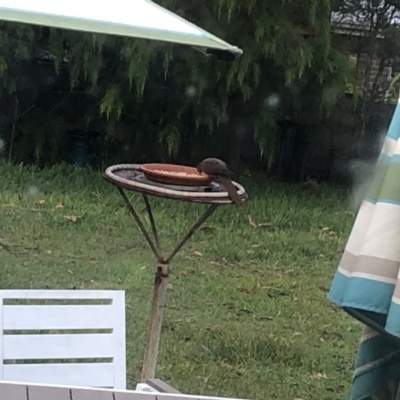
<box><xmin>264</xmin><ymin>94</ymin><xmax>281</xmax><ymax>109</ymax></box>
<box><xmin>185</xmin><ymin>85</ymin><xmax>197</xmax><ymax>97</ymax></box>
<box><xmin>322</xmin><ymin>86</ymin><xmax>340</xmax><ymax>107</ymax></box>
<box><xmin>235</xmin><ymin>125</ymin><xmax>246</xmax><ymax>137</ymax></box>
<box><xmin>26</xmin><ymin>186</ymin><xmax>39</xmax><ymax>197</ymax></box>
<box><xmin>220</xmin><ymin>114</ymin><xmax>229</xmax><ymax>124</ymax></box>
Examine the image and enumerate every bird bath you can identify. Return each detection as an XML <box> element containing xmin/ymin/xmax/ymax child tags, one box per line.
<box><xmin>103</xmin><ymin>163</ymin><xmax>247</xmax><ymax>381</ymax></box>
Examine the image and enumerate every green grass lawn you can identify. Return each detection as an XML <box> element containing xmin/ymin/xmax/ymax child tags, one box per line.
<box><xmin>0</xmin><ymin>162</ymin><xmax>360</xmax><ymax>400</ymax></box>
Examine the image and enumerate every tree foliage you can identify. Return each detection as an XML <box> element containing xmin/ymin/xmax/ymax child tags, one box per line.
<box><xmin>331</xmin><ymin>0</ymin><xmax>400</xmax><ymax>144</ymax></box>
<box><xmin>0</xmin><ymin>0</ymin><xmax>351</xmax><ymax>168</ymax></box>
<box><xmin>332</xmin><ymin>0</ymin><xmax>400</xmax><ymax>97</ymax></box>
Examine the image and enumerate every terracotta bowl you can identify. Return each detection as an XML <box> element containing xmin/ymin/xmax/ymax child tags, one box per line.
<box><xmin>140</xmin><ymin>163</ymin><xmax>212</xmax><ymax>187</ymax></box>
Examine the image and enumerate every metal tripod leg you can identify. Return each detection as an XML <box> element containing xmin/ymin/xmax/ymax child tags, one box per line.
<box><xmin>116</xmin><ymin>187</ymin><xmax>219</xmax><ymax>381</ymax></box>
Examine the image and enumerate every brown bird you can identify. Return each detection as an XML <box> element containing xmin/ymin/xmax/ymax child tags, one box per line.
<box><xmin>197</xmin><ymin>158</ymin><xmax>244</xmax><ymax>206</ymax></box>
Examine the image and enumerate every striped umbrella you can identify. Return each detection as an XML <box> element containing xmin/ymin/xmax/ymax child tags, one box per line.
<box><xmin>328</xmin><ymin>101</ymin><xmax>400</xmax><ymax>400</ymax></box>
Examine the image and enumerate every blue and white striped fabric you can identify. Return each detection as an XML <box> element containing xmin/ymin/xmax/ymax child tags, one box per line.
<box><xmin>328</xmin><ymin>102</ymin><xmax>400</xmax><ymax>400</ymax></box>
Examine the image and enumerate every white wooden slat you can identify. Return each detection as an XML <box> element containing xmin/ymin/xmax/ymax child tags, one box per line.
<box><xmin>3</xmin><ymin>304</ymin><xmax>115</xmax><ymax>330</ymax></box>
<box><xmin>0</xmin><ymin>382</ymin><xmax>154</xmax><ymax>399</ymax></box>
<box><xmin>167</xmin><ymin>395</ymin><xmax>242</xmax><ymax>400</ymax></box>
<box><xmin>71</xmin><ymin>388</ymin><xmax>114</xmax><ymax>400</ymax></box>
<box><xmin>111</xmin><ymin>291</ymin><xmax>126</xmax><ymax>389</ymax></box>
<box><xmin>115</xmin><ymin>394</ymin><xmax>157</xmax><ymax>400</ymax></box>
<box><xmin>0</xmin><ymin>382</ymin><xmax>254</xmax><ymax>400</ymax></box>
<box><xmin>4</xmin><ymin>333</ymin><xmax>115</xmax><ymax>359</ymax></box>
<box><xmin>0</xmin><ymin>290</ymin><xmax>122</xmax><ymax>300</ymax></box>
<box><xmin>0</xmin><ymin>294</ymin><xmax>3</xmax><ymax>384</ymax></box>
<box><xmin>149</xmin><ymin>397</ymin><xmax>191</xmax><ymax>400</ymax></box>
<box><xmin>28</xmin><ymin>385</ymin><xmax>71</xmax><ymax>400</ymax></box>
<box><xmin>132</xmin><ymin>393</ymin><xmax>249</xmax><ymax>400</ymax></box>
<box><xmin>4</xmin><ymin>363</ymin><xmax>115</xmax><ymax>387</ymax></box>
<box><xmin>0</xmin><ymin>382</ymin><xmax>28</xmax><ymax>400</ymax></box>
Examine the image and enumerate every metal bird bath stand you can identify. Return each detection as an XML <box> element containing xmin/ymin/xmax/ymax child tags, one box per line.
<box><xmin>103</xmin><ymin>164</ymin><xmax>247</xmax><ymax>382</ymax></box>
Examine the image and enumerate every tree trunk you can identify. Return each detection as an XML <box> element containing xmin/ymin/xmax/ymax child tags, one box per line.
<box><xmin>8</xmin><ymin>94</ymin><xmax>19</xmax><ymax>163</ymax></box>
<box><xmin>223</xmin><ymin>95</ymin><xmax>245</xmax><ymax>174</ymax></box>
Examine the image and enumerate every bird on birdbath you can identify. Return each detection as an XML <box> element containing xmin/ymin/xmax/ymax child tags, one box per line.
<box><xmin>196</xmin><ymin>158</ymin><xmax>244</xmax><ymax>206</ymax></box>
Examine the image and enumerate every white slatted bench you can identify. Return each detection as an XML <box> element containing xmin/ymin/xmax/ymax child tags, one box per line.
<box><xmin>0</xmin><ymin>381</ymin><xmax>252</xmax><ymax>400</ymax></box>
<box><xmin>0</xmin><ymin>290</ymin><xmax>126</xmax><ymax>389</ymax></box>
